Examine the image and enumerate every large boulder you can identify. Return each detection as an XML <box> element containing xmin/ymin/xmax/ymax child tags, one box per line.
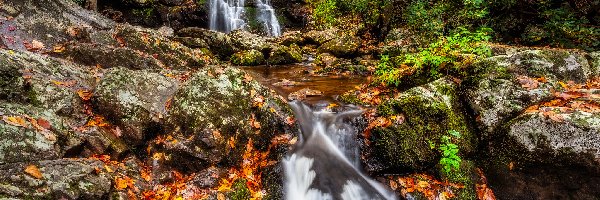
<box><xmin>177</xmin><ymin>27</ymin><xmax>238</xmax><ymax>59</ymax></box>
<box><xmin>463</xmin><ymin>49</ymin><xmax>597</xmax><ymax>133</ymax></box>
<box><xmin>499</xmin><ymin>110</ymin><xmax>600</xmax><ymax>167</ymax></box>
<box><xmin>164</xmin><ymin>66</ymin><xmax>294</xmax><ymax>167</ymax></box>
<box><xmin>93</xmin><ymin>67</ymin><xmax>178</xmax><ymax>144</ymax></box>
<box><xmin>0</xmin><ymin>0</ymin><xmax>115</xmax><ymax>52</ymax></box>
<box><xmin>304</xmin><ymin>29</ymin><xmax>338</xmax><ymax>45</ymax></box>
<box><xmin>268</xmin><ymin>44</ymin><xmax>302</xmax><ymax>65</ymax></box>
<box><xmin>0</xmin><ymin>159</ymin><xmax>112</xmax><ymax>199</ymax></box>
<box><xmin>317</xmin><ymin>35</ymin><xmax>360</xmax><ymax>58</ymax></box>
<box><xmin>369</xmin><ymin>78</ymin><xmax>476</xmax><ymax>172</ymax></box>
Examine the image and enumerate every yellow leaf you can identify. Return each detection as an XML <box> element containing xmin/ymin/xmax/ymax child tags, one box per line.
<box><xmin>104</xmin><ymin>165</ymin><xmax>114</xmax><ymax>173</ymax></box>
<box><xmin>3</xmin><ymin>116</ymin><xmax>28</xmax><ymax>127</ymax></box>
<box><xmin>25</xmin><ymin>165</ymin><xmax>43</xmax><ymax>179</ymax></box>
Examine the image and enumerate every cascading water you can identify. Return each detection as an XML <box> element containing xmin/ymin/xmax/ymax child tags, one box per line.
<box><xmin>284</xmin><ymin>102</ymin><xmax>397</xmax><ymax>200</ymax></box>
<box><xmin>209</xmin><ymin>0</ymin><xmax>281</xmax><ymax>37</ymax></box>
<box><xmin>256</xmin><ymin>0</ymin><xmax>281</xmax><ymax>37</ymax></box>
<box><xmin>209</xmin><ymin>0</ymin><xmax>247</xmax><ymax>33</ymax></box>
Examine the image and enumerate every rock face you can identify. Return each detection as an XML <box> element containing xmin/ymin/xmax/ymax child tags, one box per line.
<box><xmin>165</xmin><ymin>66</ymin><xmax>294</xmax><ymax>167</ymax></box>
<box><xmin>0</xmin><ymin>159</ymin><xmax>112</xmax><ymax>199</ymax></box>
<box><xmin>93</xmin><ymin>67</ymin><xmax>178</xmax><ymax>144</ymax></box>
<box><xmin>463</xmin><ymin>49</ymin><xmax>596</xmax><ymax>133</ymax></box>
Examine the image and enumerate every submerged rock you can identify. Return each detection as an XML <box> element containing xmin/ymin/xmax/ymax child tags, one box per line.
<box><xmin>93</xmin><ymin>67</ymin><xmax>178</xmax><ymax>144</ymax></box>
<box><xmin>287</xmin><ymin>88</ymin><xmax>323</xmax><ymax>101</ymax></box>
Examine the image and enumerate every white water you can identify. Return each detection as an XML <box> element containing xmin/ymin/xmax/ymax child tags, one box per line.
<box><xmin>284</xmin><ymin>102</ymin><xmax>397</xmax><ymax>200</ymax></box>
<box><xmin>209</xmin><ymin>0</ymin><xmax>281</xmax><ymax>37</ymax></box>
<box><xmin>209</xmin><ymin>0</ymin><xmax>246</xmax><ymax>33</ymax></box>
<box><xmin>256</xmin><ymin>0</ymin><xmax>281</xmax><ymax>37</ymax></box>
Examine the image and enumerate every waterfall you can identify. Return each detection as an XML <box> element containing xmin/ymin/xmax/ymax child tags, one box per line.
<box><xmin>284</xmin><ymin>102</ymin><xmax>397</xmax><ymax>200</ymax></box>
<box><xmin>209</xmin><ymin>0</ymin><xmax>281</xmax><ymax>37</ymax></box>
<box><xmin>209</xmin><ymin>0</ymin><xmax>247</xmax><ymax>33</ymax></box>
<box><xmin>256</xmin><ymin>0</ymin><xmax>281</xmax><ymax>37</ymax></box>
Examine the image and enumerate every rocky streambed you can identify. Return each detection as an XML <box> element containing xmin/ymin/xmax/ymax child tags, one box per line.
<box><xmin>1</xmin><ymin>0</ymin><xmax>600</xmax><ymax>200</ymax></box>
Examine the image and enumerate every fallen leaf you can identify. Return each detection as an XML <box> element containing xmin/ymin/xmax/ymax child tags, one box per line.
<box><xmin>24</xmin><ymin>165</ymin><xmax>43</xmax><ymax>179</ymax></box>
<box><xmin>37</xmin><ymin>118</ymin><xmax>52</xmax><ymax>130</ymax></box>
<box><xmin>77</xmin><ymin>90</ymin><xmax>93</xmax><ymax>101</ymax></box>
<box><xmin>3</xmin><ymin>116</ymin><xmax>27</xmax><ymax>127</ymax></box>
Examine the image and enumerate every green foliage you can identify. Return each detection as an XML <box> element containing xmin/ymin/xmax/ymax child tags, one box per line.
<box><xmin>524</xmin><ymin>6</ymin><xmax>599</xmax><ymax>50</ymax></box>
<box><xmin>312</xmin><ymin>0</ymin><xmax>338</xmax><ymax>29</ymax></box>
<box><xmin>439</xmin><ymin>130</ymin><xmax>462</xmax><ymax>173</ymax></box>
<box><xmin>375</xmin><ymin>27</ymin><xmax>492</xmax><ymax>86</ymax></box>
<box><xmin>310</xmin><ymin>0</ymin><xmax>389</xmax><ymax>29</ymax></box>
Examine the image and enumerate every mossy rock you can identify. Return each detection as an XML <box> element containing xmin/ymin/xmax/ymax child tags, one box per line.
<box><xmin>268</xmin><ymin>44</ymin><xmax>302</xmax><ymax>65</ymax></box>
<box><xmin>317</xmin><ymin>34</ymin><xmax>360</xmax><ymax>58</ymax></box>
<box><xmin>93</xmin><ymin>67</ymin><xmax>178</xmax><ymax>144</ymax></box>
<box><xmin>438</xmin><ymin>160</ymin><xmax>478</xmax><ymax>200</ymax></box>
<box><xmin>231</xmin><ymin>50</ymin><xmax>266</xmax><ymax>66</ymax></box>
<box><xmin>177</xmin><ymin>27</ymin><xmax>238</xmax><ymax>59</ymax></box>
<box><xmin>367</xmin><ymin>78</ymin><xmax>476</xmax><ymax>173</ymax></box>
<box><xmin>165</xmin><ymin>66</ymin><xmax>295</xmax><ymax>168</ymax></box>
<box><xmin>0</xmin><ymin>159</ymin><xmax>111</xmax><ymax>199</ymax></box>
<box><xmin>462</xmin><ymin>49</ymin><xmax>595</xmax><ymax>133</ymax></box>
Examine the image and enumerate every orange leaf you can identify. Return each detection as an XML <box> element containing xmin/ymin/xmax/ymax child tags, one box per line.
<box><xmin>24</xmin><ymin>165</ymin><xmax>43</xmax><ymax>179</ymax></box>
<box><xmin>37</xmin><ymin>118</ymin><xmax>52</xmax><ymax>130</ymax></box>
<box><xmin>77</xmin><ymin>90</ymin><xmax>92</xmax><ymax>101</ymax></box>
<box><xmin>3</xmin><ymin>116</ymin><xmax>27</xmax><ymax>127</ymax></box>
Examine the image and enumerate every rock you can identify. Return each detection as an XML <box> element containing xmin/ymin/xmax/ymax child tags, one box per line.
<box><xmin>57</xmin><ymin>43</ymin><xmax>163</xmax><ymax>70</ymax></box>
<box><xmin>314</xmin><ymin>53</ymin><xmax>338</xmax><ymax>67</ymax></box>
<box><xmin>101</xmin><ymin>25</ymin><xmax>209</xmax><ymax>69</ymax></box>
<box><xmin>288</xmin><ymin>88</ymin><xmax>323</xmax><ymax>101</ymax></box>
<box><xmin>229</xmin><ymin>30</ymin><xmax>272</xmax><ymax>52</ymax></box>
<box><xmin>165</xmin><ymin>66</ymin><xmax>294</xmax><ymax>167</ymax></box>
<box><xmin>380</xmin><ymin>28</ymin><xmax>420</xmax><ymax>57</ymax></box>
<box><xmin>93</xmin><ymin>67</ymin><xmax>178</xmax><ymax>144</ymax></box>
<box><xmin>0</xmin><ymin>49</ymin><xmax>93</xmax><ymax>113</ymax></box>
<box><xmin>189</xmin><ymin>167</ymin><xmax>224</xmax><ymax>188</ymax></box>
<box><xmin>317</xmin><ymin>34</ymin><xmax>360</xmax><ymax>57</ymax></box>
<box><xmin>304</xmin><ymin>29</ymin><xmax>338</xmax><ymax>45</ymax></box>
<box><xmin>463</xmin><ymin>49</ymin><xmax>596</xmax><ymax>133</ymax></box>
<box><xmin>230</xmin><ymin>50</ymin><xmax>266</xmax><ymax>66</ymax></box>
<box><xmin>272</xmin><ymin>79</ymin><xmax>300</xmax><ymax>87</ymax></box>
<box><xmin>1</xmin><ymin>0</ymin><xmax>115</xmax><ymax>52</ymax></box>
<box><xmin>278</xmin><ymin>31</ymin><xmax>305</xmax><ymax>46</ymax></box>
<box><xmin>268</xmin><ymin>44</ymin><xmax>302</xmax><ymax>65</ymax></box>
<box><xmin>589</xmin><ymin>51</ymin><xmax>600</xmax><ymax>73</ymax></box>
<box><xmin>503</xmin><ymin>111</ymin><xmax>600</xmax><ymax>167</ymax></box>
<box><xmin>0</xmin><ymin>159</ymin><xmax>111</xmax><ymax>199</ymax></box>
<box><xmin>177</xmin><ymin>27</ymin><xmax>238</xmax><ymax>59</ymax></box>
<box><xmin>368</xmin><ymin>78</ymin><xmax>476</xmax><ymax>173</ymax></box>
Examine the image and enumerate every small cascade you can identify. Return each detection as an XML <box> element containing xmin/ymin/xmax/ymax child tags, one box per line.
<box><xmin>209</xmin><ymin>0</ymin><xmax>247</xmax><ymax>33</ymax></box>
<box><xmin>256</xmin><ymin>0</ymin><xmax>281</xmax><ymax>37</ymax></box>
<box><xmin>284</xmin><ymin>102</ymin><xmax>397</xmax><ymax>200</ymax></box>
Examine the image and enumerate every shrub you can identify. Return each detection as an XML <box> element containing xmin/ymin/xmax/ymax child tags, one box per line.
<box><xmin>375</xmin><ymin>27</ymin><xmax>492</xmax><ymax>86</ymax></box>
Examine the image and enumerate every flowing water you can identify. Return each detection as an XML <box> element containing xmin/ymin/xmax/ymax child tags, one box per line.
<box><xmin>284</xmin><ymin>102</ymin><xmax>397</xmax><ymax>200</ymax></box>
<box><xmin>209</xmin><ymin>0</ymin><xmax>281</xmax><ymax>36</ymax></box>
<box><xmin>256</xmin><ymin>0</ymin><xmax>281</xmax><ymax>37</ymax></box>
<box><xmin>209</xmin><ymin>0</ymin><xmax>246</xmax><ymax>33</ymax></box>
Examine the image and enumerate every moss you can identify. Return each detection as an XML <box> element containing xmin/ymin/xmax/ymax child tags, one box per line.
<box><xmin>268</xmin><ymin>45</ymin><xmax>302</xmax><ymax>65</ymax></box>
<box><xmin>227</xmin><ymin>179</ymin><xmax>251</xmax><ymax>200</ymax></box>
<box><xmin>230</xmin><ymin>50</ymin><xmax>265</xmax><ymax>66</ymax></box>
<box><xmin>439</xmin><ymin>160</ymin><xmax>477</xmax><ymax>200</ymax></box>
<box><xmin>370</xmin><ymin>79</ymin><xmax>476</xmax><ymax>172</ymax></box>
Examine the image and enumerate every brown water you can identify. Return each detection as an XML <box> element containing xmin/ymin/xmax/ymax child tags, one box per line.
<box><xmin>242</xmin><ymin>64</ymin><xmax>366</xmax><ymax>104</ymax></box>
